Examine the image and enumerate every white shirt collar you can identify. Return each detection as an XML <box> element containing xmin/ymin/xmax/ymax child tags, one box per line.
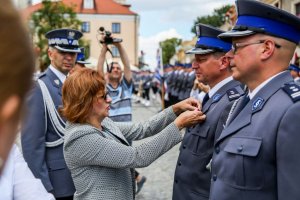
<box><xmin>208</xmin><ymin>76</ymin><xmax>233</xmax><ymax>98</ymax></box>
<box><xmin>49</xmin><ymin>65</ymin><xmax>67</xmax><ymax>83</ymax></box>
<box><xmin>248</xmin><ymin>71</ymin><xmax>285</xmax><ymax>99</ymax></box>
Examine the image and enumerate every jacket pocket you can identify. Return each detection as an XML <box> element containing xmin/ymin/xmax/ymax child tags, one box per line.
<box><xmin>186</xmin><ymin>125</ymin><xmax>210</xmax><ymax>155</ymax></box>
<box><xmin>224</xmin><ymin>137</ymin><xmax>262</xmax><ymax>156</ymax></box>
<box><xmin>223</xmin><ymin>136</ymin><xmax>264</xmax><ymax>189</ymax></box>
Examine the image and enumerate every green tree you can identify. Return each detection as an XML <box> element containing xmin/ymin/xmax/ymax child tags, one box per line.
<box><xmin>159</xmin><ymin>38</ymin><xmax>182</xmax><ymax>65</ymax></box>
<box><xmin>191</xmin><ymin>4</ymin><xmax>232</xmax><ymax>34</ymax></box>
<box><xmin>30</xmin><ymin>0</ymin><xmax>88</xmax><ymax>71</ymax></box>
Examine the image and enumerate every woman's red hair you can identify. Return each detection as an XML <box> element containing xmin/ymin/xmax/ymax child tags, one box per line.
<box><xmin>61</xmin><ymin>68</ymin><xmax>106</xmax><ymax>123</ymax></box>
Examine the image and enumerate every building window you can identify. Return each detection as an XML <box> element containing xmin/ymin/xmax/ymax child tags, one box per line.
<box><xmin>296</xmin><ymin>3</ymin><xmax>300</xmax><ymax>17</ymax></box>
<box><xmin>271</xmin><ymin>0</ymin><xmax>281</xmax><ymax>8</ymax></box>
<box><xmin>81</xmin><ymin>22</ymin><xmax>90</xmax><ymax>33</ymax></box>
<box><xmin>111</xmin><ymin>46</ymin><xmax>120</xmax><ymax>57</ymax></box>
<box><xmin>112</xmin><ymin>23</ymin><xmax>121</xmax><ymax>33</ymax></box>
<box><xmin>84</xmin><ymin>0</ymin><xmax>94</xmax><ymax>9</ymax></box>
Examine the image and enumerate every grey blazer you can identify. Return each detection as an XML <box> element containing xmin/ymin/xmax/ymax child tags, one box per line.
<box><xmin>210</xmin><ymin>71</ymin><xmax>300</xmax><ymax>200</ymax></box>
<box><xmin>63</xmin><ymin>107</ymin><xmax>182</xmax><ymax>200</ymax></box>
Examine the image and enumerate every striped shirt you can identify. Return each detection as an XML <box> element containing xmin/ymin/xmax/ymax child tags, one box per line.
<box><xmin>107</xmin><ymin>78</ymin><xmax>133</xmax><ymax>122</ymax></box>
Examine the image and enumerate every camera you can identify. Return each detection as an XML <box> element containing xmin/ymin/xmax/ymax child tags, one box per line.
<box><xmin>98</xmin><ymin>27</ymin><xmax>122</xmax><ymax>44</ymax></box>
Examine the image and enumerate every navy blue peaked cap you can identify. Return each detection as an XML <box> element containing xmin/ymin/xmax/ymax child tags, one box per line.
<box><xmin>288</xmin><ymin>64</ymin><xmax>300</xmax><ymax>72</ymax></box>
<box><xmin>186</xmin><ymin>23</ymin><xmax>231</xmax><ymax>55</ymax></box>
<box><xmin>163</xmin><ymin>64</ymin><xmax>173</xmax><ymax>69</ymax></box>
<box><xmin>219</xmin><ymin>0</ymin><xmax>300</xmax><ymax>44</ymax></box>
<box><xmin>76</xmin><ymin>47</ymin><xmax>90</xmax><ymax>64</ymax></box>
<box><xmin>184</xmin><ymin>63</ymin><xmax>192</xmax><ymax>68</ymax></box>
<box><xmin>45</xmin><ymin>28</ymin><xmax>83</xmax><ymax>53</ymax></box>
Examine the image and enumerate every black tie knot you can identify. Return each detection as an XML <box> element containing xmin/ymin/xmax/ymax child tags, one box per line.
<box><xmin>202</xmin><ymin>93</ymin><xmax>209</xmax><ymax>106</ymax></box>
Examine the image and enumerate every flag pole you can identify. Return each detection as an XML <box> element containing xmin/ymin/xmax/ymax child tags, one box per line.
<box><xmin>159</xmin><ymin>47</ymin><xmax>165</xmax><ymax>110</ymax></box>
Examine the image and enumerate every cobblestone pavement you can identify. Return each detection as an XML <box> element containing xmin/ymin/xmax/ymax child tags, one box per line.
<box><xmin>132</xmin><ymin>97</ymin><xmax>180</xmax><ymax>200</ymax></box>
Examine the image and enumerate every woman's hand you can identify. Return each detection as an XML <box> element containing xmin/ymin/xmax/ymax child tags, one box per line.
<box><xmin>172</xmin><ymin>97</ymin><xmax>201</xmax><ymax>116</ymax></box>
<box><xmin>174</xmin><ymin>109</ymin><xmax>206</xmax><ymax>130</ymax></box>
<box><xmin>198</xmin><ymin>82</ymin><xmax>210</xmax><ymax>93</ymax></box>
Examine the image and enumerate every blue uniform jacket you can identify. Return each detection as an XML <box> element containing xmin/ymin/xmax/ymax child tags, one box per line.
<box><xmin>173</xmin><ymin>79</ymin><xmax>243</xmax><ymax>200</ymax></box>
<box><xmin>21</xmin><ymin>68</ymin><xmax>75</xmax><ymax>197</ymax></box>
<box><xmin>210</xmin><ymin>71</ymin><xmax>300</xmax><ymax>200</ymax></box>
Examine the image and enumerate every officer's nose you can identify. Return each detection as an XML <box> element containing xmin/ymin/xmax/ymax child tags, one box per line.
<box><xmin>192</xmin><ymin>61</ymin><xmax>200</xmax><ymax>69</ymax></box>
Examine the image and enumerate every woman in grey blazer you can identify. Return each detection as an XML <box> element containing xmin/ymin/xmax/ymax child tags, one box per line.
<box><xmin>61</xmin><ymin>68</ymin><xmax>205</xmax><ymax>200</ymax></box>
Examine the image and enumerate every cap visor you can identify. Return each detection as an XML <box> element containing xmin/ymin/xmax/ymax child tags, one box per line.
<box><xmin>218</xmin><ymin>30</ymin><xmax>255</xmax><ymax>40</ymax></box>
<box><xmin>185</xmin><ymin>48</ymin><xmax>215</xmax><ymax>55</ymax></box>
<box><xmin>54</xmin><ymin>45</ymin><xmax>81</xmax><ymax>53</ymax></box>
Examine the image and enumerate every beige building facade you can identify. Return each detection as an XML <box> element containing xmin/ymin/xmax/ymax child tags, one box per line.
<box><xmin>23</xmin><ymin>0</ymin><xmax>139</xmax><ymax>69</ymax></box>
<box><xmin>79</xmin><ymin>13</ymin><xmax>139</xmax><ymax>67</ymax></box>
<box><xmin>261</xmin><ymin>0</ymin><xmax>300</xmax><ymax>16</ymax></box>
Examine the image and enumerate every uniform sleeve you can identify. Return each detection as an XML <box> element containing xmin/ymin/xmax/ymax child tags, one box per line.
<box><xmin>277</xmin><ymin>102</ymin><xmax>300</xmax><ymax>199</ymax></box>
<box><xmin>21</xmin><ymin>83</ymin><xmax>53</xmax><ymax>192</ymax></box>
<box><xmin>12</xmin><ymin>145</ymin><xmax>55</xmax><ymax>200</ymax></box>
<box><xmin>64</xmin><ymin>122</ymin><xmax>182</xmax><ymax>169</ymax></box>
<box><xmin>116</xmin><ymin>106</ymin><xmax>177</xmax><ymax>141</ymax></box>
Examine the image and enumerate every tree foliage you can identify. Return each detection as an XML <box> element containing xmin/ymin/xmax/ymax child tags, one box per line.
<box><xmin>191</xmin><ymin>5</ymin><xmax>232</xmax><ymax>34</ymax></box>
<box><xmin>159</xmin><ymin>38</ymin><xmax>182</xmax><ymax>65</ymax></box>
<box><xmin>30</xmin><ymin>0</ymin><xmax>87</xmax><ymax>71</ymax></box>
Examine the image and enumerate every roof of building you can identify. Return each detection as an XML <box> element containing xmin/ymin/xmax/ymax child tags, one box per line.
<box><xmin>22</xmin><ymin>0</ymin><xmax>137</xmax><ymax>19</ymax></box>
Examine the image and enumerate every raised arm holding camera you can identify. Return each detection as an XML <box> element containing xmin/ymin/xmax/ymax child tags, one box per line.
<box><xmin>97</xmin><ymin>29</ymin><xmax>133</xmax><ymax>122</ymax></box>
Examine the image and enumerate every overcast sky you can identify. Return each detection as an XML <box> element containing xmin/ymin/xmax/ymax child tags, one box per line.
<box><xmin>127</xmin><ymin>0</ymin><xmax>235</xmax><ymax>67</ymax></box>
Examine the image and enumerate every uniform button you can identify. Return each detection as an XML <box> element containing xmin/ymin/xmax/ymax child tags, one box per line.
<box><xmin>175</xmin><ymin>180</ymin><xmax>178</xmax><ymax>183</ymax></box>
<box><xmin>178</xmin><ymin>162</ymin><xmax>182</xmax><ymax>166</ymax></box>
<box><xmin>182</xmin><ymin>145</ymin><xmax>186</xmax><ymax>149</ymax></box>
<box><xmin>212</xmin><ymin>174</ymin><xmax>217</xmax><ymax>181</ymax></box>
<box><xmin>237</xmin><ymin>145</ymin><xmax>243</xmax><ymax>152</ymax></box>
<box><xmin>215</xmin><ymin>146</ymin><xmax>220</xmax><ymax>154</ymax></box>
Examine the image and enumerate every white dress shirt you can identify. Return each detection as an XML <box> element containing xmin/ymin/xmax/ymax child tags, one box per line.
<box><xmin>0</xmin><ymin>145</ymin><xmax>54</xmax><ymax>200</ymax></box>
<box><xmin>248</xmin><ymin>71</ymin><xmax>285</xmax><ymax>99</ymax></box>
<box><xmin>49</xmin><ymin>65</ymin><xmax>67</xmax><ymax>83</ymax></box>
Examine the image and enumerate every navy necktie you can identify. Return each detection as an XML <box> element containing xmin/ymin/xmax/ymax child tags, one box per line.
<box><xmin>202</xmin><ymin>93</ymin><xmax>209</xmax><ymax>106</ymax></box>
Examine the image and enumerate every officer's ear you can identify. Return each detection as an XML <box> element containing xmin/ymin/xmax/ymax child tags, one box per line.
<box><xmin>219</xmin><ymin>55</ymin><xmax>230</xmax><ymax>70</ymax></box>
<box><xmin>261</xmin><ymin>40</ymin><xmax>276</xmax><ymax>60</ymax></box>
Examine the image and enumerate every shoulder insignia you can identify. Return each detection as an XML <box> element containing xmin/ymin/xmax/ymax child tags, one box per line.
<box><xmin>282</xmin><ymin>83</ymin><xmax>300</xmax><ymax>102</ymax></box>
<box><xmin>54</xmin><ymin>79</ymin><xmax>60</xmax><ymax>86</ymax></box>
<box><xmin>227</xmin><ymin>88</ymin><xmax>242</xmax><ymax>101</ymax></box>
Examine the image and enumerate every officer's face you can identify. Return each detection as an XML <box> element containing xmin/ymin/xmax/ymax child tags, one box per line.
<box><xmin>290</xmin><ymin>70</ymin><xmax>300</xmax><ymax>79</ymax></box>
<box><xmin>192</xmin><ymin>53</ymin><xmax>222</xmax><ymax>87</ymax></box>
<box><xmin>226</xmin><ymin>35</ymin><xmax>262</xmax><ymax>84</ymax></box>
<box><xmin>48</xmin><ymin>48</ymin><xmax>77</xmax><ymax>75</ymax></box>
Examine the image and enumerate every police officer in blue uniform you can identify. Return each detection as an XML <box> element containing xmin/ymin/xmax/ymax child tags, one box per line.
<box><xmin>172</xmin><ymin>24</ymin><xmax>244</xmax><ymax>200</ymax></box>
<box><xmin>288</xmin><ymin>63</ymin><xmax>300</xmax><ymax>85</ymax></box>
<box><xmin>21</xmin><ymin>28</ymin><xmax>83</xmax><ymax>200</ymax></box>
<box><xmin>210</xmin><ymin>1</ymin><xmax>300</xmax><ymax>199</ymax></box>
<box><xmin>75</xmin><ymin>47</ymin><xmax>90</xmax><ymax>69</ymax></box>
